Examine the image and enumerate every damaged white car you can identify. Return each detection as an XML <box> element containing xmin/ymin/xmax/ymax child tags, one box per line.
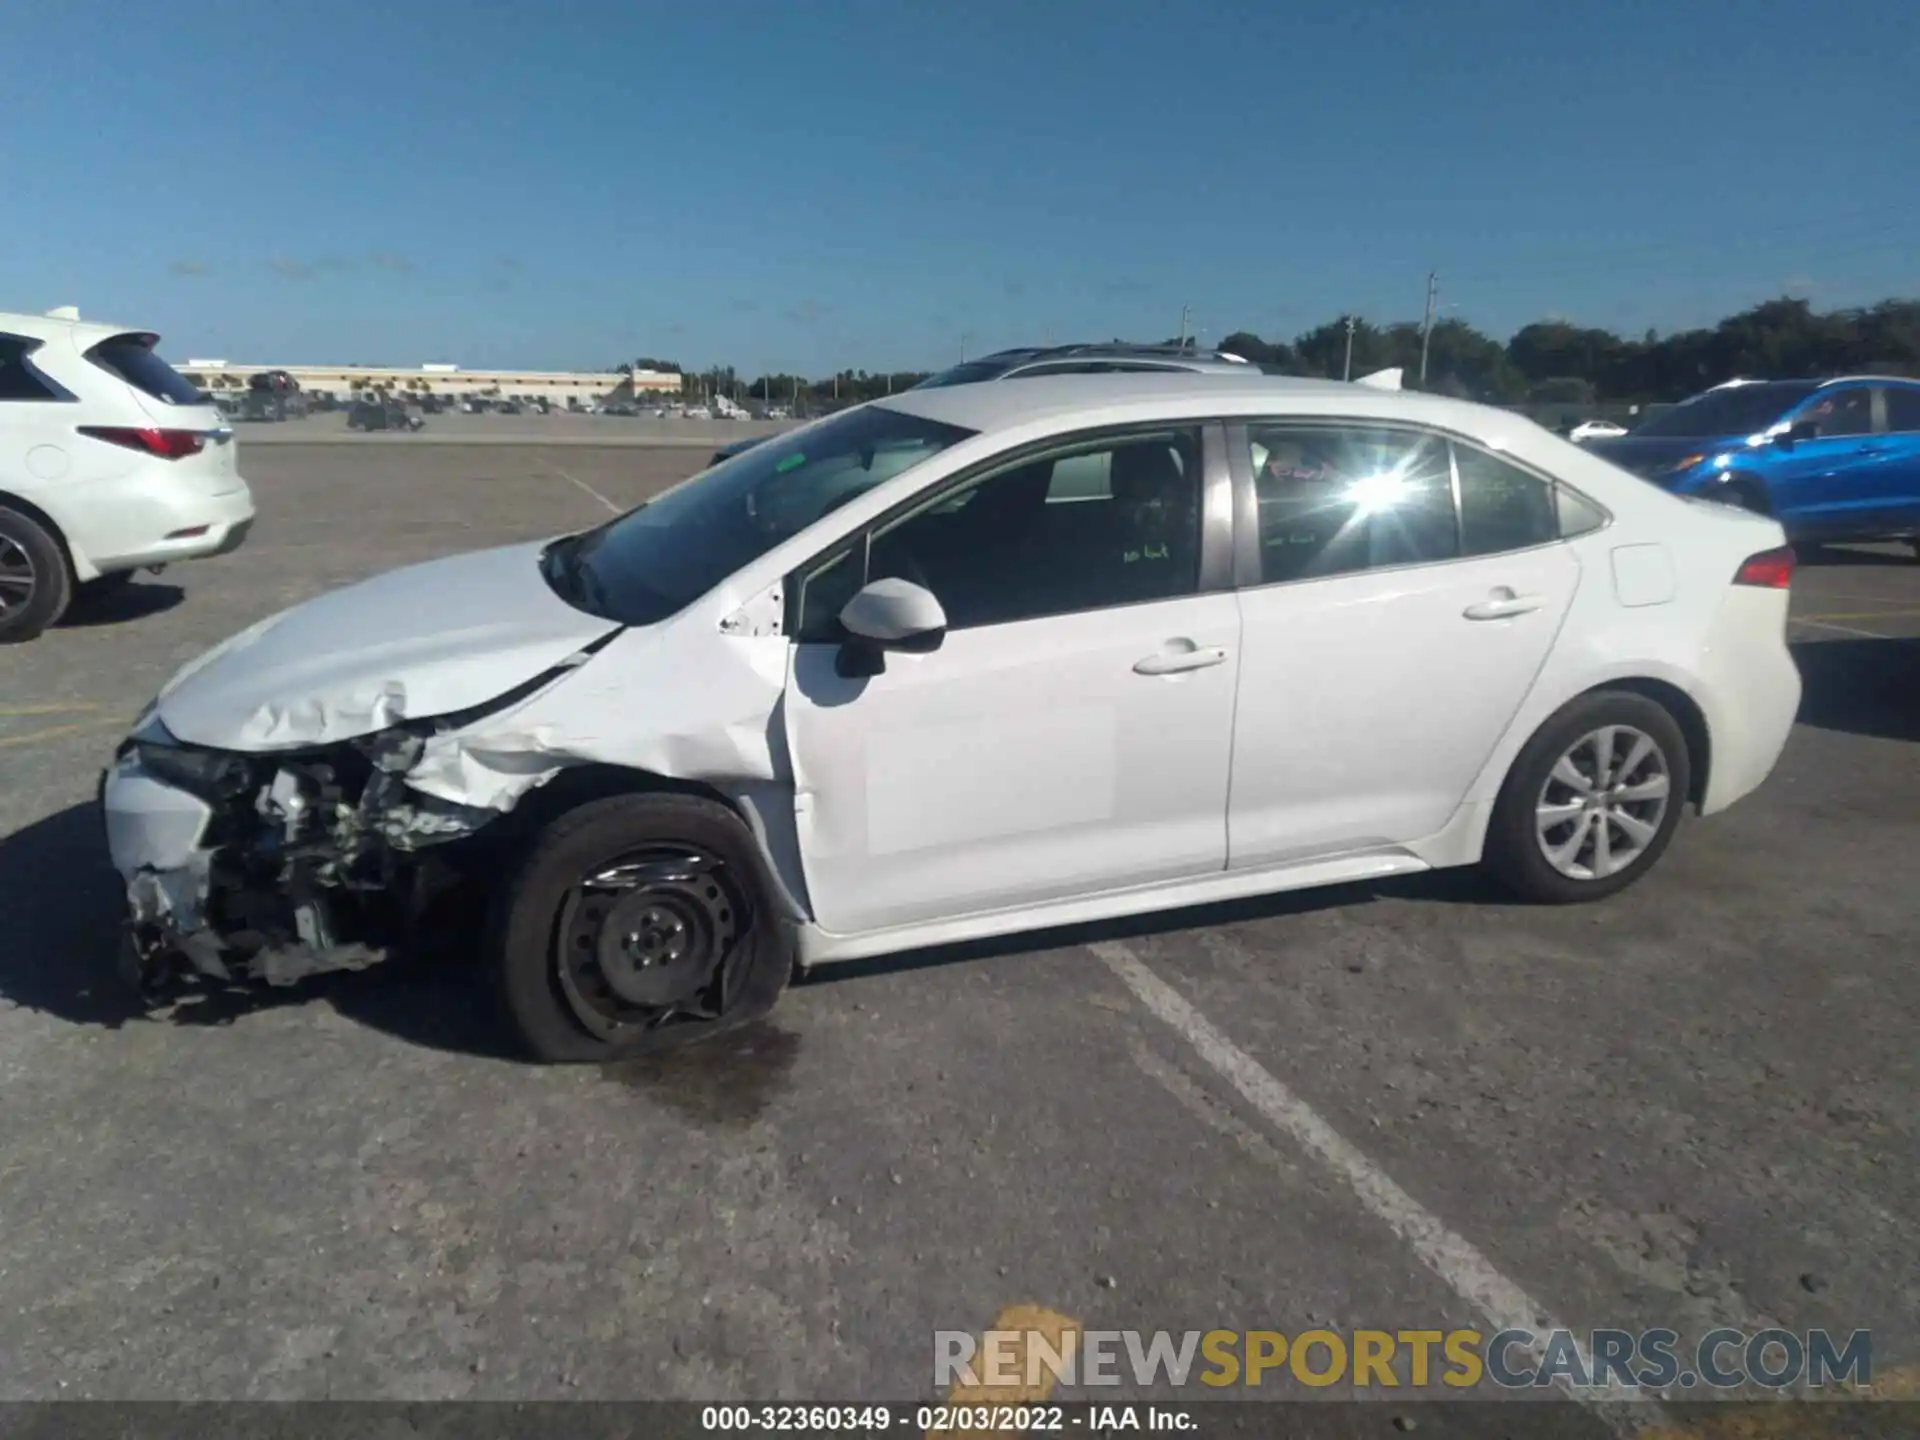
<box><xmin>103</xmin><ymin>373</ymin><xmax>1802</xmax><ymax>1061</ymax></box>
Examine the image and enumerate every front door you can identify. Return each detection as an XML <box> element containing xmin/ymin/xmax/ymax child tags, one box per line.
<box><xmin>1227</xmin><ymin>422</ymin><xmax>1581</xmax><ymax>866</ymax></box>
<box><xmin>783</xmin><ymin>425</ymin><xmax>1240</xmax><ymax>937</ymax></box>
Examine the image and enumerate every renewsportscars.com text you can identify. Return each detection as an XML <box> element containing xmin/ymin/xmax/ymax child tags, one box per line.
<box><xmin>934</xmin><ymin>1327</ymin><xmax>1873</xmax><ymax>1392</ymax></box>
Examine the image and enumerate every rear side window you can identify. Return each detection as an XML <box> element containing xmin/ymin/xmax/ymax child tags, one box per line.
<box><xmin>1883</xmin><ymin>386</ymin><xmax>1920</xmax><ymax>433</ymax></box>
<box><xmin>1555</xmin><ymin>486</ymin><xmax>1608</xmax><ymax>538</ymax></box>
<box><xmin>85</xmin><ymin>334</ymin><xmax>206</xmax><ymax>406</ymax></box>
<box><xmin>1249</xmin><ymin>423</ymin><xmax>1456</xmax><ymax>583</ymax></box>
<box><xmin>0</xmin><ymin>335</ymin><xmax>70</xmax><ymax>401</ymax></box>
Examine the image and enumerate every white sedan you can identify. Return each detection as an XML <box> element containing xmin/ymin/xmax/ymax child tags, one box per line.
<box><xmin>1567</xmin><ymin>419</ymin><xmax>1629</xmax><ymax>442</ymax></box>
<box><xmin>102</xmin><ymin>373</ymin><xmax>1801</xmax><ymax>1060</ymax></box>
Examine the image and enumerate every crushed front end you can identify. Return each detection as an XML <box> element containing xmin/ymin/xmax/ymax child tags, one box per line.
<box><xmin>103</xmin><ymin>717</ymin><xmax>502</xmax><ymax>998</ymax></box>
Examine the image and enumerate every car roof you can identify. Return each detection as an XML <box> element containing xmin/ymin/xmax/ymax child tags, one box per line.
<box><xmin>1710</xmin><ymin>374</ymin><xmax>1918</xmax><ymax>390</ymax></box>
<box><xmin>0</xmin><ymin>308</ymin><xmax>146</xmax><ymax>345</ymax></box>
<box><xmin>970</xmin><ymin>343</ymin><xmax>1252</xmax><ymax>372</ymax></box>
<box><xmin>873</xmin><ymin>369</ymin><xmax>1488</xmax><ymax>434</ymax></box>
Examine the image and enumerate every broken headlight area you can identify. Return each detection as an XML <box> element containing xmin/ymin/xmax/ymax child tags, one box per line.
<box><xmin>125</xmin><ymin>726</ymin><xmax>504</xmax><ymax>996</ymax></box>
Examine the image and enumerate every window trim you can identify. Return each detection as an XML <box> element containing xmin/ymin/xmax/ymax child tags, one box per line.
<box><xmin>784</xmin><ymin>419</ymin><xmax>1237</xmax><ymax>642</ymax></box>
<box><xmin>1224</xmin><ymin>416</ymin><xmax>1614</xmax><ymax>593</ymax></box>
<box><xmin>0</xmin><ymin>333</ymin><xmax>78</xmax><ymax>403</ymax></box>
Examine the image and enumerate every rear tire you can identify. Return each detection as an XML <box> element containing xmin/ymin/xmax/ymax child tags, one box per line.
<box><xmin>1485</xmin><ymin>690</ymin><xmax>1691</xmax><ymax>905</ymax></box>
<box><xmin>490</xmin><ymin>792</ymin><xmax>792</xmax><ymax>1063</ymax></box>
<box><xmin>0</xmin><ymin>506</ymin><xmax>72</xmax><ymax>644</ymax></box>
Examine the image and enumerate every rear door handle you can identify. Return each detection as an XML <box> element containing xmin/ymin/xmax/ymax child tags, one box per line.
<box><xmin>1463</xmin><ymin>593</ymin><xmax>1545</xmax><ymax>621</ymax></box>
<box><xmin>1133</xmin><ymin>646</ymin><xmax>1229</xmax><ymax>676</ymax></box>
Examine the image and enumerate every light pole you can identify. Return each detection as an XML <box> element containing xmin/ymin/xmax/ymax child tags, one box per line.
<box><xmin>1419</xmin><ymin>271</ymin><xmax>1438</xmax><ymax>386</ymax></box>
<box><xmin>1342</xmin><ymin>315</ymin><xmax>1356</xmax><ymax>382</ymax></box>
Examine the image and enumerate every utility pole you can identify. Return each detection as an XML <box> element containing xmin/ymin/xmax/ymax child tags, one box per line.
<box><xmin>1178</xmin><ymin>305</ymin><xmax>1191</xmax><ymax>350</ymax></box>
<box><xmin>959</xmin><ymin>332</ymin><xmax>971</xmax><ymax>362</ymax></box>
<box><xmin>1342</xmin><ymin>315</ymin><xmax>1356</xmax><ymax>382</ymax></box>
<box><xmin>1418</xmin><ymin>270</ymin><xmax>1438</xmax><ymax>386</ymax></box>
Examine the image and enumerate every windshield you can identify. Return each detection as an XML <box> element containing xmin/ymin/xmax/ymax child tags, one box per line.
<box><xmin>1631</xmin><ymin>381</ymin><xmax>1820</xmax><ymax>438</ymax></box>
<box><xmin>545</xmin><ymin>404</ymin><xmax>974</xmax><ymax>626</ymax></box>
<box><xmin>911</xmin><ymin>358</ymin><xmax>1020</xmax><ymax>389</ymax></box>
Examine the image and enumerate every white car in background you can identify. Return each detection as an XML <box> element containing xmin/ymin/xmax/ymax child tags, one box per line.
<box><xmin>0</xmin><ymin>308</ymin><xmax>255</xmax><ymax>642</ymax></box>
<box><xmin>1567</xmin><ymin>419</ymin><xmax>1629</xmax><ymax>442</ymax></box>
<box><xmin>103</xmin><ymin>373</ymin><xmax>1800</xmax><ymax>1061</ymax></box>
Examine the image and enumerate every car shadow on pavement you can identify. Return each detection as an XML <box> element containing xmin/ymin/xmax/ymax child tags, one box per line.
<box><xmin>56</xmin><ymin>580</ymin><xmax>185</xmax><ymax>628</ymax></box>
<box><xmin>1791</xmin><ymin>637</ymin><xmax>1920</xmax><ymax>743</ymax></box>
<box><xmin>0</xmin><ymin>800</ymin><xmax>516</xmax><ymax>1058</ymax></box>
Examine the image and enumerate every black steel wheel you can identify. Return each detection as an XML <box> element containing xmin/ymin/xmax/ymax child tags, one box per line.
<box><xmin>0</xmin><ymin>506</ymin><xmax>72</xmax><ymax>644</ymax></box>
<box><xmin>492</xmin><ymin>793</ymin><xmax>791</xmax><ymax>1062</ymax></box>
<box><xmin>552</xmin><ymin>846</ymin><xmax>745</xmax><ymax>1041</ymax></box>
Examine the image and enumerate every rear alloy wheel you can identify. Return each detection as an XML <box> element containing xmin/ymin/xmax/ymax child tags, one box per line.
<box><xmin>492</xmin><ymin>793</ymin><xmax>791</xmax><ymax>1062</ymax></box>
<box><xmin>0</xmin><ymin>506</ymin><xmax>72</xmax><ymax>644</ymax></box>
<box><xmin>1486</xmin><ymin>692</ymin><xmax>1691</xmax><ymax>904</ymax></box>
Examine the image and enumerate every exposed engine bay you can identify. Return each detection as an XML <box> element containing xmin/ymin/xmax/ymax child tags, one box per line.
<box><xmin>118</xmin><ymin>723</ymin><xmax>504</xmax><ymax>994</ymax></box>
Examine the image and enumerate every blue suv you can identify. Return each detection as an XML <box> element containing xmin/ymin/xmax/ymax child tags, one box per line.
<box><xmin>1588</xmin><ymin>377</ymin><xmax>1920</xmax><ymax>554</ymax></box>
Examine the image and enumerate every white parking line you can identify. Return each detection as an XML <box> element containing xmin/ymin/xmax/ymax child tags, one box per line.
<box><xmin>1092</xmin><ymin>939</ymin><xmax>1666</xmax><ymax>1433</ymax></box>
<box><xmin>1790</xmin><ymin>615</ymin><xmax>1887</xmax><ymax>638</ymax></box>
<box><xmin>540</xmin><ymin>460</ymin><xmax>621</xmax><ymax>514</ymax></box>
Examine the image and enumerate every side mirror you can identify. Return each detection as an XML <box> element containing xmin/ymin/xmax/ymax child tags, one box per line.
<box><xmin>1776</xmin><ymin>420</ymin><xmax>1818</xmax><ymax>448</ymax></box>
<box><xmin>836</xmin><ymin>578</ymin><xmax>947</xmax><ymax>676</ymax></box>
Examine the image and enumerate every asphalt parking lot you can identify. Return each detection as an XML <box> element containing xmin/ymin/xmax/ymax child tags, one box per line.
<box><xmin>1</xmin><ymin>440</ymin><xmax>1915</xmax><ymax>1424</ymax></box>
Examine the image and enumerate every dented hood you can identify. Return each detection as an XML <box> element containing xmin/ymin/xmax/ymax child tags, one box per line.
<box><xmin>156</xmin><ymin>540</ymin><xmax>622</xmax><ymax>750</ymax></box>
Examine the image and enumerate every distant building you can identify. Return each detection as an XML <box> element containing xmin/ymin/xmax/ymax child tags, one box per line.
<box><xmin>174</xmin><ymin>360</ymin><xmax>681</xmax><ymax>404</ymax></box>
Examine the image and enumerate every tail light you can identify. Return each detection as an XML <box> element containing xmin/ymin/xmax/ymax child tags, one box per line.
<box><xmin>78</xmin><ymin>426</ymin><xmax>206</xmax><ymax>459</ymax></box>
<box><xmin>1733</xmin><ymin>546</ymin><xmax>1794</xmax><ymax>589</ymax></box>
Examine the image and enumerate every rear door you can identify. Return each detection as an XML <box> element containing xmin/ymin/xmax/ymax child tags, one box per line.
<box><xmin>1226</xmin><ymin>421</ymin><xmax>1581</xmax><ymax>866</ymax></box>
<box><xmin>1871</xmin><ymin>385</ymin><xmax>1920</xmax><ymax>531</ymax></box>
<box><xmin>0</xmin><ymin>331</ymin><xmax>78</xmax><ymax>490</ymax></box>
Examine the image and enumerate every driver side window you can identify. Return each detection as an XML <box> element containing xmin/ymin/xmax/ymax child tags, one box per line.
<box><xmin>793</xmin><ymin>427</ymin><xmax>1206</xmax><ymax>640</ymax></box>
<box><xmin>1798</xmin><ymin>388</ymin><xmax>1873</xmax><ymax>438</ymax></box>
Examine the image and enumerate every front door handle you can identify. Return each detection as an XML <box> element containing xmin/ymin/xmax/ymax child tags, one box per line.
<box><xmin>1133</xmin><ymin>646</ymin><xmax>1229</xmax><ymax>676</ymax></box>
<box><xmin>1463</xmin><ymin>592</ymin><xmax>1545</xmax><ymax>621</ymax></box>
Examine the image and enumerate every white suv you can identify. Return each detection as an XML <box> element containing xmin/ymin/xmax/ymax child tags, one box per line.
<box><xmin>0</xmin><ymin>308</ymin><xmax>256</xmax><ymax>642</ymax></box>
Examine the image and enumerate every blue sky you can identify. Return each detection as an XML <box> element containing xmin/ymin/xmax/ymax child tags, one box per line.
<box><xmin>4</xmin><ymin>0</ymin><xmax>1916</xmax><ymax>374</ymax></box>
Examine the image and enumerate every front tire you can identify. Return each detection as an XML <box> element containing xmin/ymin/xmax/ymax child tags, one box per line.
<box><xmin>491</xmin><ymin>792</ymin><xmax>792</xmax><ymax>1062</ymax></box>
<box><xmin>0</xmin><ymin>506</ymin><xmax>73</xmax><ymax>644</ymax></box>
<box><xmin>1485</xmin><ymin>691</ymin><xmax>1691</xmax><ymax>905</ymax></box>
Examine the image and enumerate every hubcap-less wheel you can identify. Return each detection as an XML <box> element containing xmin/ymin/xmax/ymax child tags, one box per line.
<box><xmin>0</xmin><ymin>534</ymin><xmax>36</xmax><ymax>620</ymax></box>
<box><xmin>1534</xmin><ymin>724</ymin><xmax>1672</xmax><ymax>881</ymax></box>
<box><xmin>553</xmin><ymin>847</ymin><xmax>744</xmax><ymax>1040</ymax></box>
